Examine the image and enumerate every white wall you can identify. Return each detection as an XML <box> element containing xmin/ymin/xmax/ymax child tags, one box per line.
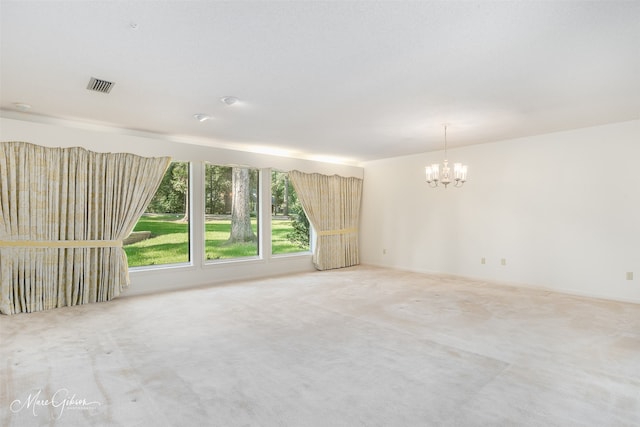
<box><xmin>361</xmin><ymin>120</ymin><xmax>640</xmax><ymax>303</ymax></box>
<box><xmin>0</xmin><ymin>115</ymin><xmax>363</xmax><ymax>296</ymax></box>
<box><xmin>4</xmin><ymin>115</ymin><xmax>639</xmax><ymax>303</ymax></box>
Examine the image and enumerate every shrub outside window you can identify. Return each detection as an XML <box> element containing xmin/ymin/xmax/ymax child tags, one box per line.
<box><xmin>271</xmin><ymin>170</ymin><xmax>310</xmax><ymax>255</ymax></box>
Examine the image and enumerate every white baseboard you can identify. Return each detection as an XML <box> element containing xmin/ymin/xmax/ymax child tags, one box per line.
<box><xmin>360</xmin><ymin>262</ymin><xmax>640</xmax><ymax>305</ymax></box>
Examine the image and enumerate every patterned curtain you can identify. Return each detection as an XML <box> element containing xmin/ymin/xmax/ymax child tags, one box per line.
<box><xmin>0</xmin><ymin>141</ymin><xmax>171</xmax><ymax>314</ymax></box>
<box><xmin>289</xmin><ymin>170</ymin><xmax>363</xmax><ymax>271</ymax></box>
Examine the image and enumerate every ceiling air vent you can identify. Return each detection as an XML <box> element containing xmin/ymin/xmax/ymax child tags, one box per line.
<box><xmin>87</xmin><ymin>77</ymin><xmax>115</xmax><ymax>94</ymax></box>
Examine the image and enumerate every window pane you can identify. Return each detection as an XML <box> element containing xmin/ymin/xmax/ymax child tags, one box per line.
<box><xmin>124</xmin><ymin>161</ymin><xmax>190</xmax><ymax>267</ymax></box>
<box><xmin>271</xmin><ymin>170</ymin><xmax>310</xmax><ymax>254</ymax></box>
<box><xmin>205</xmin><ymin>164</ymin><xmax>259</xmax><ymax>261</ymax></box>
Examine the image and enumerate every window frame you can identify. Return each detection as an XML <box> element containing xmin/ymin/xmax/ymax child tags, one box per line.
<box><xmin>202</xmin><ymin>163</ymin><xmax>261</xmax><ymax>264</ymax></box>
<box><xmin>127</xmin><ymin>163</ymin><xmax>313</xmax><ymax>274</ymax></box>
<box><xmin>126</xmin><ymin>161</ymin><xmax>193</xmax><ymax>270</ymax></box>
<box><xmin>270</xmin><ymin>169</ymin><xmax>312</xmax><ymax>257</ymax></box>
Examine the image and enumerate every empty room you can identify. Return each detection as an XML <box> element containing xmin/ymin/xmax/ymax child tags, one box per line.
<box><xmin>1</xmin><ymin>1</ymin><xmax>639</xmax><ymax>426</ymax></box>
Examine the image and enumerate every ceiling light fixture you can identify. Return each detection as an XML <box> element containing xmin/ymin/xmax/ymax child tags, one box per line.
<box><xmin>425</xmin><ymin>125</ymin><xmax>468</xmax><ymax>188</ymax></box>
<box><xmin>220</xmin><ymin>96</ymin><xmax>239</xmax><ymax>106</ymax></box>
<box><xmin>193</xmin><ymin>114</ymin><xmax>211</xmax><ymax>122</ymax></box>
<box><xmin>13</xmin><ymin>103</ymin><xmax>32</xmax><ymax>112</ymax></box>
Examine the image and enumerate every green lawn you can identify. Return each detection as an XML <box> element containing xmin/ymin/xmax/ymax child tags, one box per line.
<box><xmin>124</xmin><ymin>214</ymin><xmax>309</xmax><ymax>267</ymax></box>
<box><xmin>272</xmin><ymin>219</ymin><xmax>309</xmax><ymax>255</ymax></box>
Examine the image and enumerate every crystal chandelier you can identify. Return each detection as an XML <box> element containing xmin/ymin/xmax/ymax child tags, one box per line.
<box><xmin>425</xmin><ymin>125</ymin><xmax>468</xmax><ymax>188</ymax></box>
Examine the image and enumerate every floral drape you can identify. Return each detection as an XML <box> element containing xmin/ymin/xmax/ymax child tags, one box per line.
<box><xmin>0</xmin><ymin>141</ymin><xmax>170</xmax><ymax>314</ymax></box>
<box><xmin>289</xmin><ymin>170</ymin><xmax>363</xmax><ymax>270</ymax></box>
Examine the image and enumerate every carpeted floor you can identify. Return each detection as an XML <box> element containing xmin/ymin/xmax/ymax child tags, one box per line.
<box><xmin>1</xmin><ymin>266</ymin><xmax>639</xmax><ymax>426</ymax></box>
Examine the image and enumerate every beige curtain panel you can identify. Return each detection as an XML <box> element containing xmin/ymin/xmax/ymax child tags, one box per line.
<box><xmin>0</xmin><ymin>141</ymin><xmax>171</xmax><ymax>315</ymax></box>
<box><xmin>289</xmin><ymin>170</ymin><xmax>363</xmax><ymax>271</ymax></box>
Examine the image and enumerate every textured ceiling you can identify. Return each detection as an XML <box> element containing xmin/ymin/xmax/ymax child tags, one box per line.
<box><xmin>1</xmin><ymin>1</ymin><xmax>638</xmax><ymax>164</ymax></box>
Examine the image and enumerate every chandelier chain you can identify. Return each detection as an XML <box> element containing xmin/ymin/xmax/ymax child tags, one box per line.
<box><xmin>444</xmin><ymin>125</ymin><xmax>448</xmax><ymax>159</ymax></box>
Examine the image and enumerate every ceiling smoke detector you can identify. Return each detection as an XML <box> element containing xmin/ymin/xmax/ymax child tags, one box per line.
<box><xmin>87</xmin><ymin>77</ymin><xmax>115</xmax><ymax>94</ymax></box>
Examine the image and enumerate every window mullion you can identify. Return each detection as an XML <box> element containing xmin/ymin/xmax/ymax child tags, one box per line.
<box><xmin>190</xmin><ymin>161</ymin><xmax>204</xmax><ymax>268</ymax></box>
<box><xmin>260</xmin><ymin>168</ymin><xmax>272</xmax><ymax>260</ymax></box>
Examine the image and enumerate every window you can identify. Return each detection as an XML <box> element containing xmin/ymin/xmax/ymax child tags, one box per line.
<box><xmin>271</xmin><ymin>170</ymin><xmax>310</xmax><ymax>254</ymax></box>
<box><xmin>124</xmin><ymin>161</ymin><xmax>190</xmax><ymax>267</ymax></box>
<box><xmin>204</xmin><ymin>164</ymin><xmax>259</xmax><ymax>261</ymax></box>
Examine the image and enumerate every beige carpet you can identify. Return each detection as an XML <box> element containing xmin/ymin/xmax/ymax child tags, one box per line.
<box><xmin>1</xmin><ymin>266</ymin><xmax>639</xmax><ymax>426</ymax></box>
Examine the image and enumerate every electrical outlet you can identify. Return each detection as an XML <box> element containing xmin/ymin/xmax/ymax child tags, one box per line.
<box><xmin>481</xmin><ymin>257</ymin><xmax>486</xmax><ymax>264</ymax></box>
<box><xmin>501</xmin><ymin>258</ymin><xmax>507</xmax><ymax>266</ymax></box>
<box><xmin>626</xmin><ymin>272</ymin><xmax>634</xmax><ymax>280</ymax></box>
